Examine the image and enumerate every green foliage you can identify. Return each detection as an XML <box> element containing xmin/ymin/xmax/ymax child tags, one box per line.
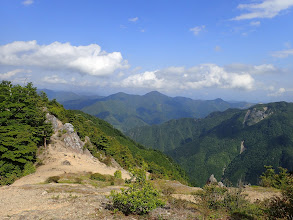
<box><xmin>260</xmin><ymin>166</ymin><xmax>290</xmax><ymax>189</ymax></box>
<box><xmin>46</xmin><ymin>176</ymin><xmax>60</xmax><ymax>183</ymax></box>
<box><xmin>0</xmin><ymin>81</ymin><xmax>53</xmax><ymax>185</ymax></box>
<box><xmin>114</xmin><ymin>170</ymin><xmax>122</xmax><ymax>179</ymax></box>
<box><xmin>110</xmin><ymin>168</ymin><xmax>165</xmax><ymax>215</ymax></box>
<box><xmin>195</xmin><ymin>184</ymin><xmax>228</xmax><ymax>210</ymax></box>
<box><xmin>90</xmin><ymin>173</ymin><xmax>107</xmax><ymax>182</ymax></box>
<box><xmin>194</xmin><ymin>184</ymin><xmax>264</xmax><ymax>219</ymax></box>
<box><xmin>265</xmin><ymin>174</ymin><xmax>293</xmax><ymax>219</ymax></box>
<box><xmin>22</xmin><ymin>162</ymin><xmax>36</xmax><ymax>176</ymax></box>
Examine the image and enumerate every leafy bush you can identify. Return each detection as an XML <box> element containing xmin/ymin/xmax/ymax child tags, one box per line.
<box><xmin>195</xmin><ymin>184</ymin><xmax>227</xmax><ymax>210</ymax></box>
<box><xmin>266</xmin><ymin>174</ymin><xmax>293</xmax><ymax>218</ymax></box>
<box><xmin>161</xmin><ymin>186</ymin><xmax>175</xmax><ymax>196</ymax></box>
<box><xmin>110</xmin><ymin>168</ymin><xmax>165</xmax><ymax>215</ymax></box>
<box><xmin>22</xmin><ymin>162</ymin><xmax>36</xmax><ymax>176</ymax></box>
<box><xmin>194</xmin><ymin>184</ymin><xmax>263</xmax><ymax>219</ymax></box>
<box><xmin>114</xmin><ymin>170</ymin><xmax>122</xmax><ymax>179</ymax></box>
<box><xmin>74</xmin><ymin>177</ymin><xmax>83</xmax><ymax>184</ymax></box>
<box><xmin>46</xmin><ymin>176</ymin><xmax>60</xmax><ymax>183</ymax></box>
<box><xmin>90</xmin><ymin>173</ymin><xmax>107</xmax><ymax>182</ymax></box>
<box><xmin>260</xmin><ymin>165</ymin><xmax>290</xmax><ymax>189</ymax></box>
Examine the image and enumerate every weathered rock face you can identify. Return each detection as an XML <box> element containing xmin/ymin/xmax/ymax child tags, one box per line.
<box><xmin>62</xmin><ymin>123</ymin><xmax>84</xmax><ymax>154</ymax></box>
<box><xmin>46</xmin><ymin>113</ymin><xmax>85</xmax><ymax>154</ymax></box>
<box><xmin>243</xmin><ymin>107</ymin><xmax>273</xmax><ymax>126</ymax></box>
<box><xmin>240</xmin><ymin>141</ymin><xmax>246</xmax><ymax>154</ymax></box>
<box><xmin>46</xmin><ymin>113</ymin><xmax>59</xmax><ymax>131</ymax></box>
<box><xmin>63</xmin><ymin>123</ymin><xmax>74</xmax><ymax>133</ymax></box>
<box><xmin>206</xmin><ymin>174</ymin><xmax>217</xmax><ymax>185</ymax></box>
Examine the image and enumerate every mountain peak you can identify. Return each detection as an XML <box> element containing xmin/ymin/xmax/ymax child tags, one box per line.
<box><xmin>213</xmin><ymin>98</ymin><xmax>224</xmax><ymax>102</ymax></box>
<box><xmin>144</xmin><ymin>91</ymin><xmax>167</xmax><ymax>97</ymax></box>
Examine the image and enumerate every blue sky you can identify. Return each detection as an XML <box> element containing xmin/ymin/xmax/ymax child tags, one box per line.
<box><xmin>0</xmin><ymin>0</ymin><xmax>293</xmax><ymax>102</ymax></box>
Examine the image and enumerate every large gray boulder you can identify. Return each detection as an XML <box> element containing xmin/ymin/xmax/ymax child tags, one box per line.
<box><xmin>46</xmin><ymin>113</ymin><xmax>59</xmax><ymax>131</ymax></box>
<box><xmin>62</xmin><ymin>123</ymin><xmax>84</xmax><ymax>153</ymax></box>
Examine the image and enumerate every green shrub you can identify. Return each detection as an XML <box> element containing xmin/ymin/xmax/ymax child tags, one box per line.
<box><xmin>74</xmin><ymin>177</ymin><xmax>83</xmax><ymax>184</ymax></box>
<box><xmin>90</xmin><ymin>173</ymin><xmax>107</xmax><ymax>181</ymax></box>
<box><xmin>114</xmin><ymin>170</ymin><xmax>122</xmax><ymax>179</ymax></box>
<box><xmin>102</xmin><ymin>156</ymin><xmax>112</xmax><ymax>166</ymax></box>
<box><xmin>195</xmin><ymin>184</ymin><xmax>227</xmax><ymax>210</ymax></box>
<box><xmin>161</xmin><ymin>186</ymin><xmax>175</xmax><ymax>196</ymax></box>
<box><xmin>46</xmin><ymin>176</ymin><xmax>60</xmax><ymax>183</ymax></box>
<box><xmin>22</xmin><ymin>162</ymin><xmax>36</xmax><ymax>176</ymax></box>
<box><xmin>110</xmin><ymin>168</ymin><xmax>165</xmax><ymax>215</ymax></box>
<box><xmin>260</xmin><ymin>166</ymin><xmax>291</xmax><ymax>189</ymax></box>
<box><xmin>0</xmin><ymin>173</ymin><xmax>18</xmax><ymax>186</ymax></box>
<box><xmin>194</xmin><ymin>184</ymin><xmax>264</xmax><ymax>219</ymax></box>
<box><xmin>266</xmin><ymin>175</ymin><xmax>293</xmax><ymax>219</ymax></box>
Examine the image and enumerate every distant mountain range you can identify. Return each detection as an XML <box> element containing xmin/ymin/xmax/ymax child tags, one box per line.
<box><xmin>42</xmin><ymin>90</ymin><xmax>253</xmax><ymax>132</ymax></box>
<box><xmin>126</xmin><ymin>102</ymin><xmax>293</xmax><ymax>186</ymax></box>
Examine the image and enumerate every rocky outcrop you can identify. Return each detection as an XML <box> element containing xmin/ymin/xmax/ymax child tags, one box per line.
<box><xmin>243</xmin><ymin>107</ymin><xmax>273</xmax><ymax>126</ymax></box>
<box><xmin>46</xmin><ymin>113</ymin><xmax>59</xmax><ymax>131</ymax></box>
<box><xmin>240</xmin><ymin>141</ymin><xmax>246</xmax><ymax>154</ymax></box>
<box><xmin>206</xmin><ymin>174</ymin><xmax>217</xmax><ymax>185</ymax></box>
<box><xmin>62</xmin><ymin>123</ymin><xmax>84</xmax><ymax>154</ymax></box>
<box><xmin>46</xmin><ymin>113</ymin><xmax>85</xmax><ymax>154</ymax></box>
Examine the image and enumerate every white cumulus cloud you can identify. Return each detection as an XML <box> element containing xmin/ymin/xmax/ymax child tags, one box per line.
<box><xmin>0</xmin><ymin>41</ymin><xmax>129</xmax><ymax>76</ymax></box>
<box><xmin>120</xmin><ymin>71</ymin><xmax>164</xmax><ymax>89</ymax></box>
<box><xmin>120</xmin><ymin>64</ymin><xmax>256</xmax><ymax>91</ymax></box>
<box><xmin>190</xmin><ymin>25</ymin><xmax>205</xmax><ymax>36</ymax></box>
<box><xmin>233</xmin><ymin>0</ymin><xmax>293</xmax><ymax>20</ymax></box>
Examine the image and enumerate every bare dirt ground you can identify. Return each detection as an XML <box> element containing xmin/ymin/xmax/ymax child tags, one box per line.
<box><xmin>243</xmin><ymin>186</ymin><xmax>281</xmax><ymax>202</ymax></box>
<box><xmin>13</xmin><ymin>133</ymin><xmax>130</xmax><ymax>187</ymax></box>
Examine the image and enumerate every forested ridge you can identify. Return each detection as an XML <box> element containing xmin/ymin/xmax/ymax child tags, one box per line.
<box><xmin>60</xmin><ymin>91</ymin><xmax>252</xmax><ymax>132</ymax></box>
<box><xmin>127</xmin><ymin>102</ymin><xmax>293</xmax><ymax>186</ymax></box>
<box><xmin>0</xmin><ymin>81</ymin><xmax>188</xmax><ymax>185</ymax></box>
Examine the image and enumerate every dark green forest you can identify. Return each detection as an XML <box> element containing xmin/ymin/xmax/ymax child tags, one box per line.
<box><xmin>127</xmin><ymin>103</ymin><xmax>293</xmax><ymax>186</ymax></box>
<box><xmin>0</xmin><ymin>81</ymin><xmax>52</xmax><ymax>184</ymax></box>
<box><xmin>0</xmin><ymin>81</ymin><xmax>188</xmax><ymax>185</ymax></box>
<box><xmin>62</xmin><ymin>91</ymin><xmax>252</xmax><ymax>132</ymax></box>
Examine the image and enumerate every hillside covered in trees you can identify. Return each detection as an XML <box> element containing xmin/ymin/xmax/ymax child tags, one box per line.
<box><xmin>59</xmin><ymin>91</ymin><xmax>252</xmax><ymax>132</ymax></box>
<box><xmin>0</xmin><ymin>81</ymin><xmax>188</xmax><ymax>185</ymax></box>
<box><xmin>127</xmin><ymin>102</ymin><xmax>293</xmax><ymax>186</ymax></box>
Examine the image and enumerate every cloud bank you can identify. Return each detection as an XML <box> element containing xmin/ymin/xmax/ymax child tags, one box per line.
<box><xmin>119</xmin><ymin>64</ymin><xmax>257</xmax><ymax>91</ymax></box>
<box><xmin>0</xmin><ymin>41</ymin><xmax>129</xmax><ymax>76</ymax></box>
